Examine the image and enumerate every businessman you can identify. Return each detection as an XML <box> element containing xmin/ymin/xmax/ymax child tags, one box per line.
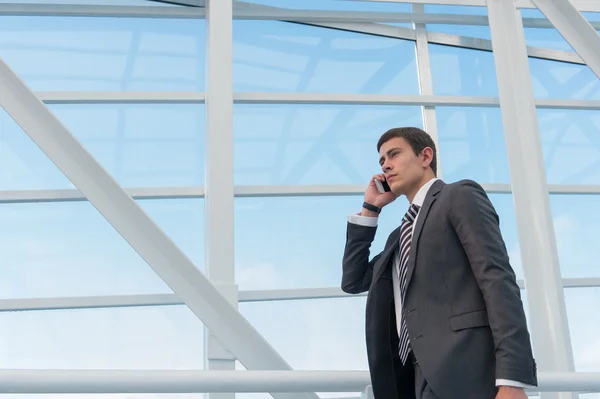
<box><xmin>341</xmin><ymin>127</ymin><xmax>537</xmax><ymax>399</ymax></box>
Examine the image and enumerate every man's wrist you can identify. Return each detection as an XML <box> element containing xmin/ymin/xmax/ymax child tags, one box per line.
<box><xmin>361</xmin><ymin>202</ymin><xmax>381</xmax><ymax>217</ymax></box>
<box><xmin>362</xmin><ymin>201</ymin><xmax>381</xmax><ymax>213</ymax></box>
<box><xmin>360</xmin><ymin>209</ymin><xmax>379</xmax><ymax>217</ymax></box>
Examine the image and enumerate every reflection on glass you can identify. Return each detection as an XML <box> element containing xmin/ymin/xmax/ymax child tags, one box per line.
<box><xmin>0</xmin><ymin>16</ymin><xmax>205</xmax><ymax>91</ymax></box>
<box><xmin>0</xmin><ymin>105</ymin><xmax>205</xmax><ymax>190</ymax></box>
<box><xmin>234</xmin><ymin>193</ymin><xmax>521</xmax><ymax>290</ymax></box>
<box><xmin>429</xmin><ymin>44</ymin><xmax>498</xmax><ymax>97</ymax></box>
<box><xmin>233</xmin><ymin>21</ymin><xmax>419</xmax><ymax>94</ymax></box>
<box><xmin>0</xmin><ymin>199</ymin><xmax>204</xmax><ymax>299</ymax></box>
<box><xmin>539</xmin><ymin>109</ymin><xmax>600</xmax><ymax>185</ymax></box>
<box><xmin>233</xmin><ymin>104</ymin><xmax>423</xmax><ymax>185</ymax></box>
<box><xmin>436</xmin><ymin>107</ymin><xmax>511</xmax><ymax>184</ymax></box>
<box><xmin>550</xmin><ymin>195</ymin><xmax>600</xmax><ymax>278</ymax></box>
<box><xmin>529</xmin><ymin>58</ymin><xmax>600</xmax><ymax>100</ymax></box>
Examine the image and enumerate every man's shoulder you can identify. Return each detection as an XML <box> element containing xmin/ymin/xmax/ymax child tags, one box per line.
<box><xmin>441</xmin><ymin>179</ymin><xmax>485</xmax><ymax>196</ymax></box>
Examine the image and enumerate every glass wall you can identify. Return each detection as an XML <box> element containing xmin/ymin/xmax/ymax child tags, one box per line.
<box><xmin>0</xmin><ymin>1</ymin><xmax>598</xmax><ymax>398</ymax></box>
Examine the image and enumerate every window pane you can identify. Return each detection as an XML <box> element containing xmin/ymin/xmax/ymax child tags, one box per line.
<box><xmin>0</xmin><ymin>199</ymin><xmax>204</xmax><ymax>299</ymax></box>
<box><xmin>529</xmin><ymin>58</ymin><xmax>600</xmax><ymax>100</ymax></box>
<box><xmin>429</xmin><ymin>44</ymin><xmax>498</xmax><ymax>96</ymax></box>
<box><xmin>539</xmin><ymin>109</ymin><xmax>600</xmax><ymax>185</ymax></box>
<box><xmin>233</xmin><ymin>21</ymin><xmax>419</xmax><ymax>94</ymax></box>
<box><xmin>436</xmin><ymin>107</ymin><xmax>510</xmax><ymax>184</ymax></box>
<box><xmin>234</xmin><ymin>193</ymin><xmax>520</xmax><ymax>290</ymax></box>
<box><xmin>550</xmin><ymin>195</ymin><xmax>600</xmax><ymax>278</ymax></box>
<box><xmin>0</xmin><ymin>104</ymin><xmax>205</xmax><ymax>190</ymax></box>
<box><xmin>0</xmin><ymin>306</ymin><xmax>204</xmax><ymax>371</ymax></box>
<box><xmin>233</xmin><ymin>104</ymin><xmax>423</xmax><ymax>185</ymax></box>
<box><xmin>239</xmin><ymin>297</ymin><xmax>368</xmax><ymax>370</ymax></box>
<box><xmin>565</xmin><ymin>287</ymin><xmax>600</xmax><ymax>372</ymax></box>
<box><xmin>0</xmin><ymin>16</ymin><xmax>205</xmax><ymax>91</ymax></box>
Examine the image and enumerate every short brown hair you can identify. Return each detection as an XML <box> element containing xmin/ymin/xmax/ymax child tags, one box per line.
<box><xmin>377</xmin><ymin>127</ymin><xmax>437</xmax><ymax>176</ymax></box>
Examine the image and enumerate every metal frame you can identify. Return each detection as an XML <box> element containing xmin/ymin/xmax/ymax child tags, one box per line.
<box><xmin>204</xmin><ymin>3</ymin><xmax>238</xmax><ymax>399</ymax></box>
<box><xmin>1</xmin><ymin>2</ymin><xmax>600</xmax><ymax>28</ymax></box>
<box><xmin>2</xmin><ymin>184</ymin><xmax>600</xmax><ymax>204</ymax></box>
<box><xmin>532</xmin><ymin>0</ymin><xmax>600</xmax><ymax>79</ymax></box>
<box><xmin>486</xmin><ymin>2</ymin><xmax>577</xmax><ymax>399</ymax></box>
<box><xmin>1</xmin><ymin>277</ymin><xmax>600</xmax><ymax>313</ymax></box>
<box><xmin>1</xmin><ymin>0</ymin><xmax>599</xmax><ymax>396</ymax></box>
<box><xmin>0</xmin><ymin>56</ymin><xmax>315</xmax><ymax>399</ymax></box>
<box><xmin>32</xmin><ymin>92</ymin><xmax>600</xmax><ymax>109</ymax></box>
<box><xmin>0</xmin><ymin>370</ymin><xmax>598</xmax><ymax>394</ymax></box>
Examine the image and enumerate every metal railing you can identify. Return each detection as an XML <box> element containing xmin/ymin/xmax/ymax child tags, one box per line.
<box><xmin>0</xmin><ymin>370</ymin><xmax>598</xmax><ymax>394</ymax></box>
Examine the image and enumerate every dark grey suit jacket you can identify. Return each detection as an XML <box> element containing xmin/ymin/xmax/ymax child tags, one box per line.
<box><xmin>341</xmin><ymin>179</ymin><xmax>537</xmax><ymax>399</ymax></box>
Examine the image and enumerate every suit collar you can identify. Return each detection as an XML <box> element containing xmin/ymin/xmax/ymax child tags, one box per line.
<box><xmin>411</xmin><ymin>177</ymin><xmax>439</xmax><ymax>208</ymax></box>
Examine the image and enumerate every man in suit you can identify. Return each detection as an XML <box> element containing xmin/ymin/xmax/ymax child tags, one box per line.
<box><xmin>341</xmin><ymin>127</ymin><xmax>537</xmax><ymax>399</ymax></box>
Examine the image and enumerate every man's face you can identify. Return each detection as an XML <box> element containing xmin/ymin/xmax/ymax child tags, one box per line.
<box><xmin>378</xmin><ymin>137</ymin><xmax>425</xmax><ymax>196</ymax></box>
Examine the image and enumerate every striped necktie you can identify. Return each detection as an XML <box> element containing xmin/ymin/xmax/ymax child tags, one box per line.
<box><xmin>398</xmin><ymin>203</ymin><xmax>420</xmax><ymax>365</ymax></box>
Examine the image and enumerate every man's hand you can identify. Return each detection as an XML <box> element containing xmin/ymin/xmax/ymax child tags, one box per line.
<box><xmin>362</xmin><ymin>174</ymin><xmax>397</xmax><ymax>216</ymax></box>
<box><xmin>496</xmin><ymin>386</ymin><xmax>528</xmax><ymax>399</ymax></box>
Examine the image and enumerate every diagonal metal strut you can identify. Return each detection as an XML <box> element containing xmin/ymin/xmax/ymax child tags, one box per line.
<box><xmin>0</xmin><ymin>58</ymin><xmax>318</xmax><ymax>399</ymax></box>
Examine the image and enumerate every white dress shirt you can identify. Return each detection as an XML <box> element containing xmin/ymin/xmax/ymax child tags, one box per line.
<box><xmin>347</xmin><ymin>177</ymin><xmax>532</xmax><ymax>389</ymax></box>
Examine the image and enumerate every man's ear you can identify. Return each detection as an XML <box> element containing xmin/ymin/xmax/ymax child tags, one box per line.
<box><xmin>421</xmin><ymin>147</ymin><xmax>434</xmax><ymax>167</ymax></box>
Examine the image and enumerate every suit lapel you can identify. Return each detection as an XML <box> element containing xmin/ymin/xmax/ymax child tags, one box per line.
<box><xmin>404</xmin><ymin>179</ymin><xmax>444</xmax><ymax>292</ymax></box>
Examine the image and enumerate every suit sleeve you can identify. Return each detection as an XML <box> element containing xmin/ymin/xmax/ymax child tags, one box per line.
<box><xmin>341</xmin><ymin>215</ymin><xmax>383</xmax><ymax>294</ymax></box>
<box><xmin>448</xmin><ymin>180</ymin><xmax>537</xmax><ymax>386</ymax></box>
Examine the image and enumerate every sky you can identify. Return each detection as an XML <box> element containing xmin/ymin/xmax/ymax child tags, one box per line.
<box><xmin>0</xmin><ymin>2</ymin><xmax>599</xmax><ymax>399</ymax></box>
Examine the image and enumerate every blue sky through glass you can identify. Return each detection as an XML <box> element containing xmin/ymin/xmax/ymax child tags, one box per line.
<box><xmin>0</xmin><ymin>4</ymin><xmax>599</xmax><ymax>399</ymax></box>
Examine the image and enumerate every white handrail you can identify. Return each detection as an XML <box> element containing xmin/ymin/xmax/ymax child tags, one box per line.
<box><xmin>0</xmin><ymin>370</ymin><xmax>598</xmax><ymax>393</ymax></box>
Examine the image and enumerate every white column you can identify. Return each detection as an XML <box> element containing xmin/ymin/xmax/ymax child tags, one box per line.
<box><xmin>204</xmin><ymin>3</ymin><xmax>237</xmax><ymax>399</ymax></box>
<box><xmin>203</xmin><ymin>4</ymin><xmax>319</xmax><ymax>399</ymax></box>
<box><xmin>485</xmin><ymin>1</ymin><xmax>576</xmax><ymax>398</ymax></box>
<box><xmin>531</xmin><ymin>0</ymin><xmax>600</xmax><ymax>79</ymax></box>
<box><xmin>412</xmin><ymin>3</ymin><xmax>443</xmax><ymax>177</ymax></box>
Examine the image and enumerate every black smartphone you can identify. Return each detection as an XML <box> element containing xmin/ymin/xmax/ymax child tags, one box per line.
<box><xmin>374</xmin><ymin>178</ymin><xmax>391</xmax><ymax>194</ymax></box>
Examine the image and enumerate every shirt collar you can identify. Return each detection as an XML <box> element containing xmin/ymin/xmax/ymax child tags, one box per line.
<box><xmin>411</xmin><ymin>177</ymin><xmax>439</xmax><ymax>207</ymax></box>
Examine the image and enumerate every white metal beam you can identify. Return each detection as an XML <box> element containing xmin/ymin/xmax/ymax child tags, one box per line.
<box><xmin>425</xmin><ymin>31</ymin><xmax>585</xmax><ymax>65</ymax></box>
<box><xmin>0</xmin><ymin>187</ymin><xmax>205</xmax><ymax>203</ymax></box>
<box><xmin>29</xmin><ymin>93</ymin><xmax>600</xmax><ymax>109</ymax></box>
<box><xmin>234</xmin><ymin>92</ymin><xmax>500</xmax><ymax>106</ymax></box>
<box><xmin>1</xmin><ymin>2</ymin><xmax>600</xmax><ymax>27</ymax></box>
<box><xmin>2</xmin><ymin>277</ymin><xmax>600</xmax><ymax>313</ymax></box>
<box><xmin>0</xmin><ymin>3</ymin><xmax>205</xmax><ymax>18</ymax></box>
<box><xmin>3</xmin><ymin>184</ymin><xmax>600</xmax><ymax>204</ymax></box>
<box><xmin>346</xmin><ymin>0</ymin><xmax>600</xmax><ymax>12</ymax></box>
<box><xmin>413</xmin><ymin>3</ymin><xmax>443</xmax><ymax>178</ymax></box>
<box><xmin>203</xmin><ymin>2</ymin><xmax>238</xmax><ymax>399</ymax></box>
<box><xmin>36</xmin><ymin>92</ymin><xmax>205</xmax><ymax>104</ymax></box>
<box><xmin>486</xmin><ymin>1</ymin><xmax>576</xmax><ymax>398</ymax></box>
<box><xmin>0</xmin><ymin>58</ymin><xmax>313</xmax><ymax>399</ymax></box>
<box><xmin>531</xmin><ymin>0</ymin><xmax>600</xmax><ymax>80</ymax></box>
<box><xmin>0</xmin><ymin>370</ymin><xmax>598</xmax><ymax>394</ymax></box>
